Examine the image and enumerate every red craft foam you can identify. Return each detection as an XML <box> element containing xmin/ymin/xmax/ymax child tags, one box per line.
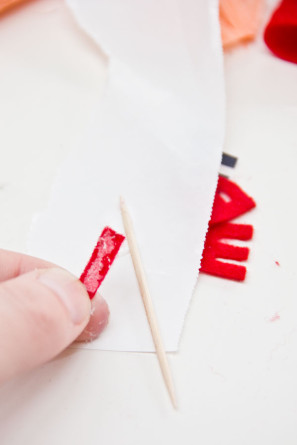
<box><xmin>200</xmin><ymin>222</ymin><xmax>253</xmax><ymax>282</ymax></box>
<box><xmin>211</xmin><ymin>176</ymin><xmax>256</xmax><ymax>225</ymax></box>
<box><xmin>264</xmin><ymin>0</ymin><xmax>297</xmax><ymax>65</ymax></box>
<box><xmin>201</xmin><ymin>177</ymin><xmax>256</xmax><ymax>282</ymax></box>
<box><xmin>200</xmin><ymin>255</ymin><xmax>247</xmax><ymax>281</ymax></box>
<box><xmin>208</xmin><ymin>222</ymin><xmax>253</xmax><ymax>242</ymax></box>
<box><xmin>80</xmin><ymin>227</ymin><xmax>125</xmax><ymax>299</ymax></box>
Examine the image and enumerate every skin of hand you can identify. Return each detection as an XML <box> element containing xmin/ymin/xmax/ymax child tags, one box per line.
<box><xmin>0</xmin><ymin>249</ymin><xmax>109</xmax><ymax>385</ymax></box>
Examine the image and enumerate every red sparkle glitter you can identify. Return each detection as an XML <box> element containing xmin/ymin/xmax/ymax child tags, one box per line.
<box><xmin>80</xmin><ymin>227</ymin><xmax>125</xmax><ymax>299</ymax></box>
<box><xmin>270</xmin><ymin>313</ymin><xmax>280</xmax><ymax>322</ymax></box>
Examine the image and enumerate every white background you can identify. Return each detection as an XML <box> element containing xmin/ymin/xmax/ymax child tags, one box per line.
<box><xmin>0</xmin><ymin>0</ymin><xmax>297</xmax><ymax>444</ymax></box>
<box><xmin>28</xmin><ymin>0</ymin><xmax>225</xmax><ymax>352</ymax></box>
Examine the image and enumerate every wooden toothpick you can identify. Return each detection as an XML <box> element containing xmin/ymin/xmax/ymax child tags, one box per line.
<box><xmin>120</xmin><ymin>197</ymin><xmax>177</xmax><ymax>409</ymax></box>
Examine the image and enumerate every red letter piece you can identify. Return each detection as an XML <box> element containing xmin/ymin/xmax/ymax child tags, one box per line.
<box><xmin>201</xmin><ymin>176</ymin><xmax>256</xmax><ymax>281</ymax></box>
<box><xmin>211</xmin><ymin>176</ymin><xmax>256</xmax><ymax>225</ymax></box>
<box><xmin>200</xmin><ymin>223</ymin><xmax>253</xmax><ymax>281</ymax></box>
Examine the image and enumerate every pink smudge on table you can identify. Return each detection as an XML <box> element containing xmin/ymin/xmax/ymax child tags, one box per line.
<box><xmin>270</xmin><ymin>313</ymin><xmax>280</xmax><ymax>323</ymax></box>
<box><xmin>275</xmin><ymin>261</ymin><xmax>280</xmax><ymax>266</ymax></box>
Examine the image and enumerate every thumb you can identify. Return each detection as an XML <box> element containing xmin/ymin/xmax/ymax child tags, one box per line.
<box><xmin>0</xmin><ymin>267</ymin><xmax>91</xmax><ymax>384</ymax></box>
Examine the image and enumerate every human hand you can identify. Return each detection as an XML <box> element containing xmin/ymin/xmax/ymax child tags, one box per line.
<box><xmin>0</xmin><ymin>249</ymin><xmax>109</xmax><ymax>384</ymax></box>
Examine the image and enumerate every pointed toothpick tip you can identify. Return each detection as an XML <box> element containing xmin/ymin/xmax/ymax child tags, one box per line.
<box><xmin>171</xmin><ymin>392</ymin><xmax>178</xmax><ymax>410</ymax></box>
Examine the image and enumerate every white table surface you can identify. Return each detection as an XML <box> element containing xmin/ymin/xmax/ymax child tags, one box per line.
<box><xmin>0</xmin><ymin>1</ymin><xmax>297</xmax><ymax>444</ymax></box>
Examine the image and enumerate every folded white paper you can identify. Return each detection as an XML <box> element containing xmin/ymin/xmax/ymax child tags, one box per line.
<box><xmin>28</xmin><ymin>0</ymin><xmax>225</xmax><ymax>351</ymax></box>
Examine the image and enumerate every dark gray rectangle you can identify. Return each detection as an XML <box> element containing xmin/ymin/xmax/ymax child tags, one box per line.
<box><xmin>222</xmin><ymin>153</ymin><xmax>237</xmax><ymax>168</ymax></box>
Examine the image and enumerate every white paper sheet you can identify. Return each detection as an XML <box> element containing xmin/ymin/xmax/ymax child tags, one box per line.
<box><xmin>28</xmin><ymin>0</ymin><xmax>225</xmax><ymax>351</ymax></box>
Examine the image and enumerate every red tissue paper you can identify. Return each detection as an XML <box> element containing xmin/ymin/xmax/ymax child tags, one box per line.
<box><xmin>264</xmin><ymin>0</ymin><xmax>297</xmax><ymax>64</ymax></box>
<box><xmin>80</xmin><ymin>227</ymin><xmax>125</xmax><ymax>299</ymax></box>
<box><xmin>200</xmin><ymin>177</ymin><xmax>256</xmax><ymax>282</ymax></box>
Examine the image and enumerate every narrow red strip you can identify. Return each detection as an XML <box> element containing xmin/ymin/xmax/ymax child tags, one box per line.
<box><xmin>80</xmin><ymin>227</ymin><xmax>125</xmax><ymax>299</ymax></box>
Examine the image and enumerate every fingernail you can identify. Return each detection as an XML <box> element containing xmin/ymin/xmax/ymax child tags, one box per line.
<box><xmin>75</xmin><ymin>294</ymin><xmax>110</xmax><ymax>342</ymax></box>
<box><xmin>91</xmin><ymin>295</ymin><xmax>110</xmax><ymax>335</ymax></box>
<box><xmin>38</xmin><ymin>268</ymin><xmax>91</xmax><ymax>325</ymax></box>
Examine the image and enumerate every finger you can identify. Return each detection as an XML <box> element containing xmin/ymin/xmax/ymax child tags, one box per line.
<box><xmin>0</xmin><ymin>249</ymin><xmax>54</xmax><ymax>282</ymax></box>
<box><xmin>76</xmin><ymin>294</ymin><xmax>110</xmax><ymax>343</ymax></box>
<box><xmin>0</xmin><ymin>267</ymin><xmax>91</xmax><ymax>384</ymax></box>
